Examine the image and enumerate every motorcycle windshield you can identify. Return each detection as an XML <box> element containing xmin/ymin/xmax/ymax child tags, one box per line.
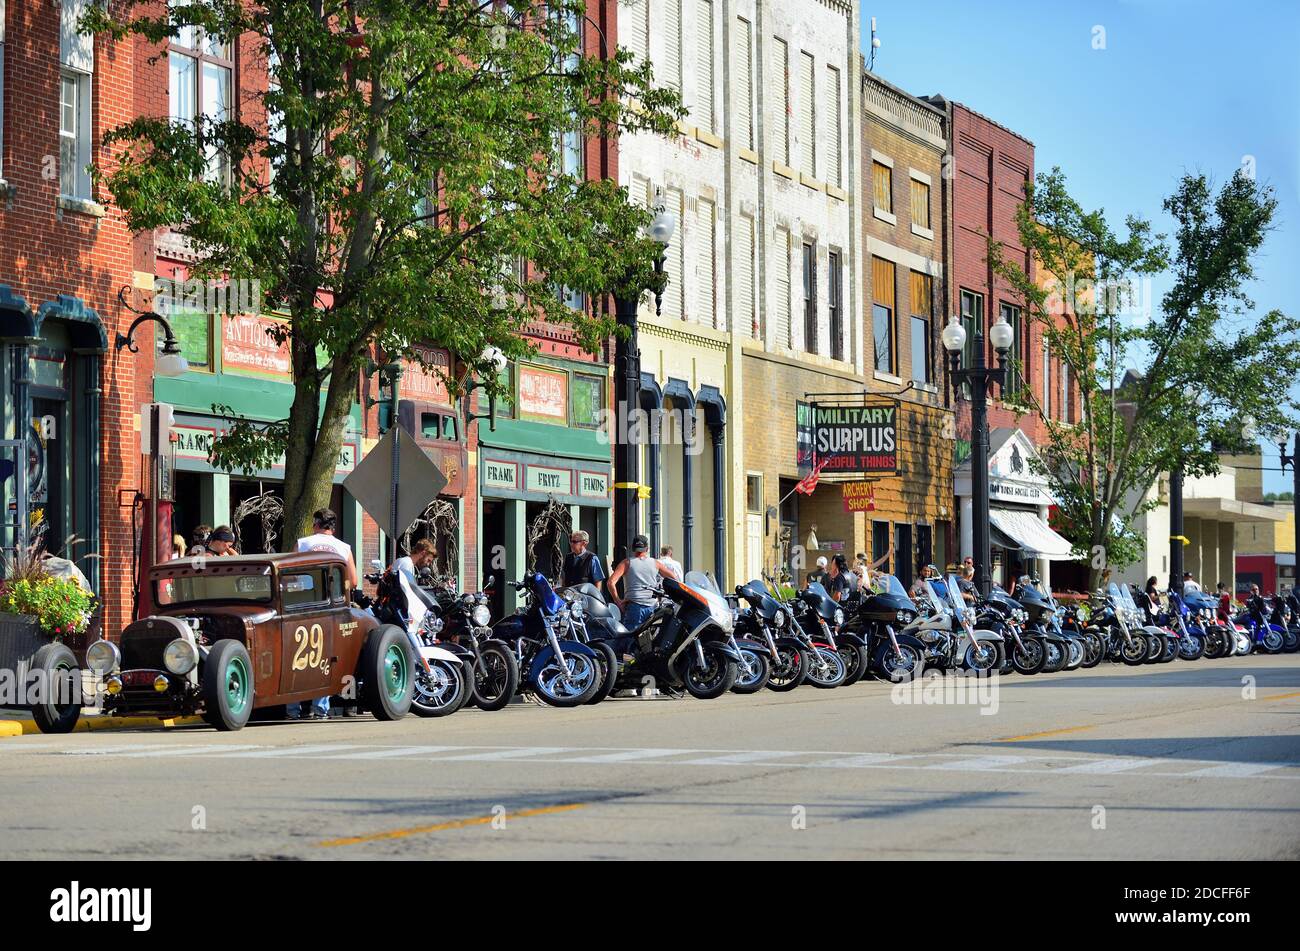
<box><xmin>683</xmin><ymin>570</ymin><xmax>734</xmax><ymax>633</ymax></box>
<box><xmin>530</xmin><ymin>573</ymin><xmax>565</xmax><ymax>615</ymax></box>
<box><xmin>869</xmin><ymin>573</ymin><xmax>910</xmax><ymax>599</ymax></box>
<box><xmin>945</xmin><ymin>573</ymin><xmax>970</xmax><ymax>618</ymax></box>
<box><xmin>926</xmin><ymin>578</ymin><xmax>953</xmax><ymax>616</ymax></box>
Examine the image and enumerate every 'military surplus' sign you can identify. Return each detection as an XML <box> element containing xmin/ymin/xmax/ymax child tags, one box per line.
<box><xmin>812</xmin><ymin>402</ymin><xmax>899</xmax><ymax>476</ymax></box>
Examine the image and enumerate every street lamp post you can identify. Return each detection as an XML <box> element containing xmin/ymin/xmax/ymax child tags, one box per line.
<box><xmin>942</xmin><ymin>312</ymin><xmax>1014</xmax><ymax>596</ymax></box>
<box><xmin>611</xmin><ymin>204</ymin><xmax>676</xmax><ymax>562</ymax></box>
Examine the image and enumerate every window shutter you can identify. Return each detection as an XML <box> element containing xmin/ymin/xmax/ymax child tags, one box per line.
<box><xmin>695</xmin><ymin>198</ymin><xmax>716</xmax><ymax>327</ymax></box>
<box><xmin>61</xmin><ymin>0</ymin><xmax>94</xmax><ymax>73</ymax></box>
<box><xmin>911</xmin><ymin>179</ymin><xmax>930</xmax><ymax>229</ymax></box>
<box><xmin>663</xmin><ymin>187</ymin><xmax>685</xmax><ymax>319</ymax></box>
<box><xmin>771</xmin><ymin>39</ymin><xmax>788</xmax><ymax>166</ymax></box>
<box><xmin>695</xmin><ymin>1</ymin><xmax>714</xmax><ymax>133</ymax></box>
<box><xmin>798</xmin><ymin>52</ymin><xmax>814</xmax><ymax>177</ymax></box>
<box><xmin>773</xmin><ymin>227</ymin><xmax>791</xmax><ymax>348</ymax></box>
<box><xmin>873</xmin><ymin>162</ymin><xmax>892</xmax><ymax>211</ymax></box>
<box><xmin>737</xmin><ymin>215</ymin><xmax>755</xmax><ymax>338</ymax></box>
<box><xmin>825</xmin><ymin>66</ymin><xmax>841</xmax><ymax>187</ymax></box>
<box><xmin>664</xmin><ymin>0</ymin><xmax>682</xmax><ymax>92</ymax></box>
<box><xmin>734</xmin><ymin>17</ymin><xmax>753</xmax><ymax>150</ymax></box>
<box><xmin>625</xmin><ymin>0</ymin><xmax>649</xmax><ymax>66</ymax></box>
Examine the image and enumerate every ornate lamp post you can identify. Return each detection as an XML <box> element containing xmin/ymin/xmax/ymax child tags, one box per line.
<box><xmin>941</xmin><ymin>311</ymin><xmax>1014</xmax><ymax>596</ymax></box>
<box><xmin>611</xmin><ymin>202</ymin><xmax>676</xmax><ymax>562</ymax></box>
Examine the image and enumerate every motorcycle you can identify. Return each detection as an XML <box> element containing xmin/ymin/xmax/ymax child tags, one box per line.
<box><xmin>493</xmin><ymin>573</ymin><xmax>604</xmax><ymax>707</ymax></box>
<box><xmin>900</xmin><ymin>575</ymin><xmax>1004</xmax><ymax>673</ymax></box>
<box><xmin>733</xmin><ymin>580</ymin><xmax>808</xmax><ymax>693</ymax></box>
<box><xmin>580</xmin><ymin>571</ymin><xmax>742</xmax><ymax>700</ymax></box>
<box><xmin>1090</xmin><ymin>582</ymin><xmax>1150</xmax><ymax>666</ymax></box>
<box><xmin>1165</xmin><ymin>591</ymin><xmax>1206</xmax><ymax>661</ymax></box>
<box><xmin>432</xmin><ymin>577</ymin><xmax>520</xmax><ymax>711</ymax></box>
<box><xmin>793</xmin><ymin>582</ymin><xmax>868</xmax><ymax>686</ymax></box>
<box><xmin>841</xmin><ymin>573</ymin><xmax>926</xmax><ymax>682</ymax></box>
<box><xmin>365</xmin><ymin>563</ymin><xmax>470</xmax><ymax>717</ymax></box>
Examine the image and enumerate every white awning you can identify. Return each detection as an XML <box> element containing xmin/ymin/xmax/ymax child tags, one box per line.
<box><xmin>988</xmin><ymin>508</ymin><xmax>1075</xmax><ymax>561</ymax></box>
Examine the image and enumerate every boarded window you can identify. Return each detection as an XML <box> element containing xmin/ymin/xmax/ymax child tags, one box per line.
<box><xmin>695</xmin><ymin>1</ymin><xmax>714</xmax><ymax>133</ymax></box>
<box><xmin>773</xmin><ymin>226</ymin><xmax>792</xmax><ymax>348</ymax></box>
<box><xmin>798</xmin><ymin>52</ymin><xmax>815</xmax><ymax>177</ymax></box>
<box><xmin>771</xmin><ymin>38</ymin><xmax>789</xmax><ymax>166</ymax></box>
<box><xmin>872</xmin><ymin>257</ymin><xmax>896</xmax><ymax>374</ymax></box>
<box><xmin>734</xmin><ymin>17</ymin><xmax>754</xmax><ymax>150</ymax></box>
<box><xmin>825</xmin><ymin>66</ymin><xmax>841</xmax><ymax>187</ymax></box>
<box><xmin>910</xmin><ymin>178</ymin><xmax>930</xmax><ymax>230</ymax></box>
<box><xmin>873</xmin><ymin>161</ymin><xmax>892</xmax><ymax>212</ymax></box>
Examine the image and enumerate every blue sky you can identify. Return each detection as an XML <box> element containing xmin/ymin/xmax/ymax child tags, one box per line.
<box><xmin>861</xmin><ymin>0</ymin><xmax>1300</xmax><ymax>491</ymax></box>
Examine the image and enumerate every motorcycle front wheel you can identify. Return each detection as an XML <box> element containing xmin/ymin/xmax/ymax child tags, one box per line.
<box><xmin>1042</xmin><ymin>640</ymin><xmax>1068</xmax><ymax>674</ymax></box>
<box><xmin>766</xmin><ymin>644</ymin><xmax>807</xmax><ymax>692</ymax></box>
<box><xmin>1282</xmin><ymin>629</ymin><xmax>1300</xmax><ymax>653</ymax></box>
<box><xmin>804</xmin><ymin>646</ymin><xmax>848</xmax><ymax>688</ymax></box>
<box><xmin>731</xmin><ymin>647</ymin><xmax>772</xmax><ymax>694</ymax></box>
<box><xmin>533</xmin><ymin>650</ymin><xmax>601</xmax><ymax>708</ymax></box>
<box><xmin>1080</xmin><ymin>631</ymin><xmax>1105</xmax><ymax>668</ymax></box>
<box><xmin>1177</xmin><ymin>632</ymin><xmax>1205</xmax><ymax>661</ymax></box>
<box><xmin>679</xmin><ymin>650</ymin><xmax>738</xmax><ymax>700</ymax></box>
<box><xmin>471</xmin><ymin>642</ymin><xmax>520</xmax><ymax>712</ymax></box>
<box><xmin>1011</xmin><ymin>636</ymin><xmax>1047</xmax><ymax>675</ymax></box>
<box><xmin>412</xmin><ymin>659</ymin><xmax>468</xmax><ymax>717</ymax></box>
<box><xmin>963</xmin><ymin>640</ymin><xmax>1003</xmax><ymax>673</ymax></box>
<box><xmin>873</xmin><ymin>640</ymin><xmax>924</xmax><ymax>683</ymax></box>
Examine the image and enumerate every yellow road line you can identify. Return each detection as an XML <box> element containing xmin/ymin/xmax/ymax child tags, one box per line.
<box><xmin>316</xmin><ymin>802</ymin><xmax>587</xmax><ymax>848</ymax></box>
<box><xmin>997</xmin><ymin>723</ymin><xmax>1098</xmax><ymax>743</ymax></box>
<box><xmin>1265</xmin><ymin>690</ymin><xmax>1300</xmax><ymax>701</ymax></box>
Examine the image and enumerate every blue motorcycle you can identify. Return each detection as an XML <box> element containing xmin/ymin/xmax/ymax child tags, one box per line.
<box><xmin>492</xmin><ymin>573</ymin><xmax>604</xmax><ymax>707</ymax></box>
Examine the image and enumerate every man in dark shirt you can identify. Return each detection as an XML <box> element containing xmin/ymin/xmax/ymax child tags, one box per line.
<box><xmin>826</xmin><ymin>554</ymin><xmax>853</xmax><ymax>602</ymax></box>
<box><xmin>562</xmin><ymin>531</ymin><xmax>605</xmax><ymax>589</ymax></box>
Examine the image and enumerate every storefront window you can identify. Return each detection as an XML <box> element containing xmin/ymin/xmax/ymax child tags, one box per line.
<box><xmin>571</xmin><ymin>373</ymin><xmax>604</xmax><ymax>428</ymax></box>
<box><xmin>159</xmin><ymin>309</ymin><xmax>212</xmax><ymax>370</ymax></box>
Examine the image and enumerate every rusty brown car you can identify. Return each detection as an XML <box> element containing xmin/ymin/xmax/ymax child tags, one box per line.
<box><xmin>56</xmin><ymin>552</ymin><xmax>414</xmax><ymax>732</ymax></box>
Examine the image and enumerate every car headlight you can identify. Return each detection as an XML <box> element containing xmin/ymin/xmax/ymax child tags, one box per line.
<box><xmin>86</xmin><ymin>639</ymin><xmax>120</xmax><ymax>673</ymax></box>
<box><xmin>163</xmin><ymin>638</ymin><xmax>198</xmax><ymax>675</ymax></box>
<box><xmin>472</xmin><ymin>604</ymin><xmax>492</xmax><ymax>627</ymax></box>
<box><xmin>772</xmin><ymin>610</ymin><xmax>785</xmax><ymax>628</ymax></box>
<box><xmin>833</xmin><ymin>609</ymin><xmax>845</xmax><ymax>627</ymax></box>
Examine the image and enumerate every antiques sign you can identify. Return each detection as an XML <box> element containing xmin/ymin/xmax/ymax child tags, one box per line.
<box><xmin>812</xmin><ymin>402</ymin><xmax>899</xmax><ymax>476</ymax></box>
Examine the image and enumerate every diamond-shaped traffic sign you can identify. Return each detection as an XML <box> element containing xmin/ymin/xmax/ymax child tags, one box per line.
<box><xmin>343</xmin><ymin>426</ymin><xmax>447</xmax><ymax>537</ymax></box>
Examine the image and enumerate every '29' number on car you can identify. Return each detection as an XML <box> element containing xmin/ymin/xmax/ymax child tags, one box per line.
<box><xmin>292</xmin><ymin>624</ymin><xmax>326</xmax><ymax>671</ymax></box>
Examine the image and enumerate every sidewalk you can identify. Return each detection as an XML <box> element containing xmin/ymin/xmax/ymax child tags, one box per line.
<box><xmin>0</xmin><ymin>708</ymin><xmax>202</xmax><ymax>738</ymax></box>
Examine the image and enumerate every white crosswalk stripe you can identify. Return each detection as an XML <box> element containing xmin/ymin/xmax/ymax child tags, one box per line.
<box><xmin>4</xmin><ymin>742</ymin><xmax>1297</xmax><ymax>780</ymax></box>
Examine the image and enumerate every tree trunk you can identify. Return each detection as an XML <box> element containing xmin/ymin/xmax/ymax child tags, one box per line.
<box><xmin>280</xmin><ymin>360</ymin><xmax>360</xmax><ymax>550</ymax></box>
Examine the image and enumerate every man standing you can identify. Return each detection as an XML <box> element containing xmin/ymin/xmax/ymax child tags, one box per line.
<box><xmin>562</xmin><ymin>531</ymin><xmax>606</xmax><ymax>589</ymax></box>
<box><xmin>1182</xmin><ymin>571</ymin><xmax>1203</xmax><ymax>597</ymax></box>
<box><xmin>806</xmin><ymin>556</ymin><xmax>829</xmax><ymax>588</ymax></box>
<box><xmin>658</xmin><ymin>545</ymin><xmax>683</xmax><ymax>581</ymax></box>
<box><xmin>289</xmin><ymin>508</ymin><xmax>356</xmax><ymax>720</ymax></box>
<box><xmin>608</xmin><ymin>535</ymin><xmax>676</xmax><ymax>632</ymax></box>
<box><xmin>826</xmin><ymin>554</ymin><xmax>853</xmax><ymax>602</ymax></box>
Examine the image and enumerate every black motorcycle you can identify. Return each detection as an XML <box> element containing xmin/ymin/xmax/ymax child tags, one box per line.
<box><xmin>432</xmin><ymin>578</ymin><xmax>520</xmax><ymax>711</ymax></box>
<box><xmin>734</xmin><ymin>580</ymin><xmax>808</xmax><ymax>692</ymax></box>
<box><xmin>794</xmin><ymin>582</ymin><xmax>870</xmax><ymax>685</ymax></box>
<box><xmin>840</xmin><ymin>573</ymin><xmax>926</xmax><ymax>682</ymax></box>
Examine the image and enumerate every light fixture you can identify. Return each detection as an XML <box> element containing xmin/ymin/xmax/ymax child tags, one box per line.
<box><xmin>115</xmin><ymin>308</ymin><xmax>189</xmax><ymax>377</ymax></box>
<box><xmin>941</xmin><ymin>315</ymin><xmax>966</xmax><ymax>353</ymax></box>
<box><xmin>649</xmin><ymin>202</ymin><xmax>677</xmax><ymax>246</ymax></box>
<box><xmin>989</xmin><ymin>313</ymin><xmax>1014</xmax><ymax>354</ymax></box>
<box><xmin>480</xmin><ymin>345</ymin><xmax>508</xmax><ymax>374</ymax></box>
<box><xmin>1241</xmin><ymin>414</ymin><xmax>1257</xmax><ymax>443</ymax></box>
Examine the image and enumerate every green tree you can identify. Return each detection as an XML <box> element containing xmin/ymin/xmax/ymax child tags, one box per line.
<box><xmin>88</xmin><ymin>1</ymin><xmax>682</xmax><ymax>541</ymax></box>
<box><xmin>991</xmin><ymin>168</ymin><xmax>1300</xmax><ymax>586</ymax></box>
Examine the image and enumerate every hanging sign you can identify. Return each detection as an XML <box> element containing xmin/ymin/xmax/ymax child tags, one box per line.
<box><xmin>812</xmin><ymin>402</ymin><xmax>899</xmax><ymax>476</ymax></box>
<box><xmin>841</xmin><ymin>482</ymin><xmax>878</xmax><ymax>513</ymax></box>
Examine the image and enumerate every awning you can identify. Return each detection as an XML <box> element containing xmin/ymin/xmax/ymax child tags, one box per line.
<box><xmin>988</xmin><ymin>508</ymin><xmax>1075</xmax><ymax>561</ymax></box>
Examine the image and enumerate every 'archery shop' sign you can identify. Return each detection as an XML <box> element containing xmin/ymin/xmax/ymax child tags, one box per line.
<box><xmin>812</xmin><ymin>402</ymin><xmax>899</xmax><ymax>476</ymax></box>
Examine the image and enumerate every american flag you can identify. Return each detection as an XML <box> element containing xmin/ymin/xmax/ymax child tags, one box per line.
<box><xmin>794</xmin><ymin>458</ymin><xmax>828</xmax><ymax>495</ymax></box>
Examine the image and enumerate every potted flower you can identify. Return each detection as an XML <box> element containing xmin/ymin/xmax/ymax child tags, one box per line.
<box><xmin>0</xmin><ymin>542</ymin><xmax>97</xmax><ymax>673</ymax></box>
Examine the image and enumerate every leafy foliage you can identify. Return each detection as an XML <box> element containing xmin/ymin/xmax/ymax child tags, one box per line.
<box><xmin>88</xmin><ymin>1</ymin><xmax>684</xmax><ymax>539</ymax></box>
<box><xmin>991</xmin><ymin>168</ymin><xmax>1300</xmax><ymax>582</ymax></box>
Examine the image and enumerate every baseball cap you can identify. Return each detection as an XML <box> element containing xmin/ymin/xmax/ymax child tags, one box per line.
<box><xmin>631</xmin><ymin>534</ymin><xmax>649</xmax><ymax>552</ymax></box>
<box><xmin>816</xmin><ymin>556</ymin><xmax>828</xmax><ymax>568</ymax></box>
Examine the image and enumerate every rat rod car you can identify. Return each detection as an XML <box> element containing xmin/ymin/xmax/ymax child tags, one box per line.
<box><xmin>40</xmin><ymin>552</ymin><xmax>414</xmax><ymax>733</ymax></box>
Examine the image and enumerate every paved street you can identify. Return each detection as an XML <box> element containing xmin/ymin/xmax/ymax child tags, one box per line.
<box><xmin>2</xmin><ymin>655</ymin><xmax>1298</xmax><ymax>860</ymax></box>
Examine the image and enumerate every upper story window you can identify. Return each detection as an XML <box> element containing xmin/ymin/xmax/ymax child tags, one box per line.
<box><xmin>733</xmin><ymin>17</ymin><xmax>754</xmax><ymax>151</ymax></box>
<box><xmin>959</xmin><ymin>289</ymin><xmax>983</xmax><ymax>398</ymax></box>
<box><xmin>169</xmin><ymin>8</ymin><xmax>233</xmax><ymax>186</ymax></box>
<box><xmin>802</xmin><ymin>240</ymin><xmax>817</xmax><ymax>353</ymax></box>
<box><xmin>829</xmin><ymin>250</ymin><xmax>843</xmax><ymax>361</ymax></box>
<box><xmin>1001</xmin><ymin>303</ymin><xmax>1023</xmax><ymax>398</ymax></box>
<box><xmin>59</xmin><ymin>0</ymin><xmax>96</xmax><ymax>200</ymax></box>
<box><xmin>910</xmin><ymin>177</ymin><xmax>931</xmax><ymax>231</ymax></box>
<box><xmin>873</xmin><ymin>161</ymin><xmax>893</xmax><ymax>214</ymax></box>
<box><xmin>872</xmin><ymin>256</ymin><xmax>896</xmax><ymax>375</ymax></box>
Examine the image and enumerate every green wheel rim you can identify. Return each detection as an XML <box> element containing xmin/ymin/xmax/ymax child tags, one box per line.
<box><xmin>226</xmin><ymin>655</ymin><xmax>251</xmax><ymax>714</ymax></box>
<box><xmin>383</xmin><ymin>644</ymin><xmax>409</xmax><ymax>703</ymax></box>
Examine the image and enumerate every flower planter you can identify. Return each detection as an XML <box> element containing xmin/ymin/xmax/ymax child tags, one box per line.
<box><xmin>0</xmin><ymin>612</ymin><xmax>47</xmax><ymax>675</ymax></box>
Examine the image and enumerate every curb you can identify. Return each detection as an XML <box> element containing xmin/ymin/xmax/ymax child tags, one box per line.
<box><xmin>0</xmin><ymin>714</ymin><xmax>204</xmax><ymax>738</ymax></box>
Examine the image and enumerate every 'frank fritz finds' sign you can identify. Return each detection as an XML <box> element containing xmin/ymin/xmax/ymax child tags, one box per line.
<box><xmin>812</xmin><ymin>403</ymin><xmax>899</xmax><ymax>475</ymax></box>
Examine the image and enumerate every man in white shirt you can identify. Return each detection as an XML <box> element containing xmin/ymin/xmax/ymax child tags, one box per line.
<box><xmin>1182</xmin><ymin>572</ymin><xmax>1203</xmax><ymax>597</ymax></box>
<box><xmin>657</xmin><ymin>545</ymin><xmax>683</xmax><ymax>581</ymax></box>
<box><xmin>296</xmin><ymin>507</ymin><xmax>357</xmax><ymax>589</ymax></box>
<box><xmin>289</xmin><ymin>508</ymin><xmax>356</xmax><ymax>720</ymax></box>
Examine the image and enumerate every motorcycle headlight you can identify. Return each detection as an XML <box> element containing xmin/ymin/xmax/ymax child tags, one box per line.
<box><xmin>471</xmin><ymin>604</ymin><xmax>492</xmax><ymax>627</ymax></box>
<box><xmin>834</xmin><ymin>609</ymin><xmax>845</xmax><ymax>627</ymax></box>
<box><xmin>86</xmin><ymin>639</ymin><xmax>120</xmax><ymax>673</ymax></box>
<box><xmin>896</xmin><ymin>609</ymin><xmax>911</xmax><ymax>624</ymax></box>
<box><xmin>772</xmin><ymin>610</ymin><xmax>785</xmax><ymax>628</ymax></box>
<box><xmin>163</xmin><ymin>638</ymin><xmax>198</xmax><ymax>675</ymax></box>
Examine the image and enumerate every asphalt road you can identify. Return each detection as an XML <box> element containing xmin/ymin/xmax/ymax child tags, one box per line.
<box><xmin>2</xmin><ymin>654</ymin><xmax>1298</xmax><ymax>860</ymax></box>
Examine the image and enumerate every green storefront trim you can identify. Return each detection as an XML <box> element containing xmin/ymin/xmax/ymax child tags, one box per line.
<box><xmin>155</xmin><ymin>370</ymin><xmax>361</xmax><ymax>432</ymax></box>
<box><xmin>478</xmin><ymin>417</ymin><xmax>610</xmax><ymax>463</ymax></box>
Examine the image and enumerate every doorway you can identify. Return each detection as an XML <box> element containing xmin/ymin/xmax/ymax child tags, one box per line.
<box><xmin>481</xmin><ymin>499</ymin><xmax>506</xmax><ymax>620</ymax></box>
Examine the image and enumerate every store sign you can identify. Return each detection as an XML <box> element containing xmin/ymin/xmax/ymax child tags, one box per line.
<box><xmin>989</xmin><ymin>479</ymin><xmax>1046</xmax><ymax>503</ymax></box>
<box><xmin>222</xmin><ymin>314</ymin><xmax>291</xmax><ymax>379</ymax></box>
<box><xmin>518</xmin><ymin>364</ymin><xmax>568</xmax><ymax>422</ymax></box>
<box><xmin>172</xmin><ymin>423</ymin><xmax>355</xmax><ymax>475</ymax></box>
<box><xmin>483</xmin><ymin>460</ymin><xmax>518</xmax><ymax>490</ymax></box>
<box><xmin>795</xmin><ymin>401</ymin><xmax>814</xmax><ymax>473</ymax></box>
<box><xmin>812</xmin><ymin>402</ymin><xmax>899</xmax><ymax>475</ymax></box>
<box><xmin>402</xmin><ymin>346</ymin><xmax>451</xmax><ymax>405</ymax></box>
<box><xmin>578</xmin><ymin>471</ymin><xmax>608</xmax><ymax>498</ymax></box>
<box><xmin>526</xmin><ymin>465</ymin><xmax>572</xmax><ymax>495</ymax></box>
<box><xmin>841</xmin><ymin>482</ymin><xmax>877</xmax><ymax>513</ymax></box>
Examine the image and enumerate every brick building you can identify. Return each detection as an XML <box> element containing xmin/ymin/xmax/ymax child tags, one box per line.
<box><xmin>0</xmin><ymin>0</ymin><xmax>149</xmax><ymax>637</ymax></box>
<box><xmin>857</xmin><ymin>68</ymin><xmax>953</xmax><ymax>589</ymax></box>
<box><xmin>925</xmin><ymin>96</ymin><xmax>1077</xmax><ymax>586</ymax></box>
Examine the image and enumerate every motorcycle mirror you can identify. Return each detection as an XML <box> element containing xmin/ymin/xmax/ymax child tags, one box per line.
<box><xmin>483</xmin><ymin>576</ymin><xmax>496</xmax><ymax>591</ymax></box>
